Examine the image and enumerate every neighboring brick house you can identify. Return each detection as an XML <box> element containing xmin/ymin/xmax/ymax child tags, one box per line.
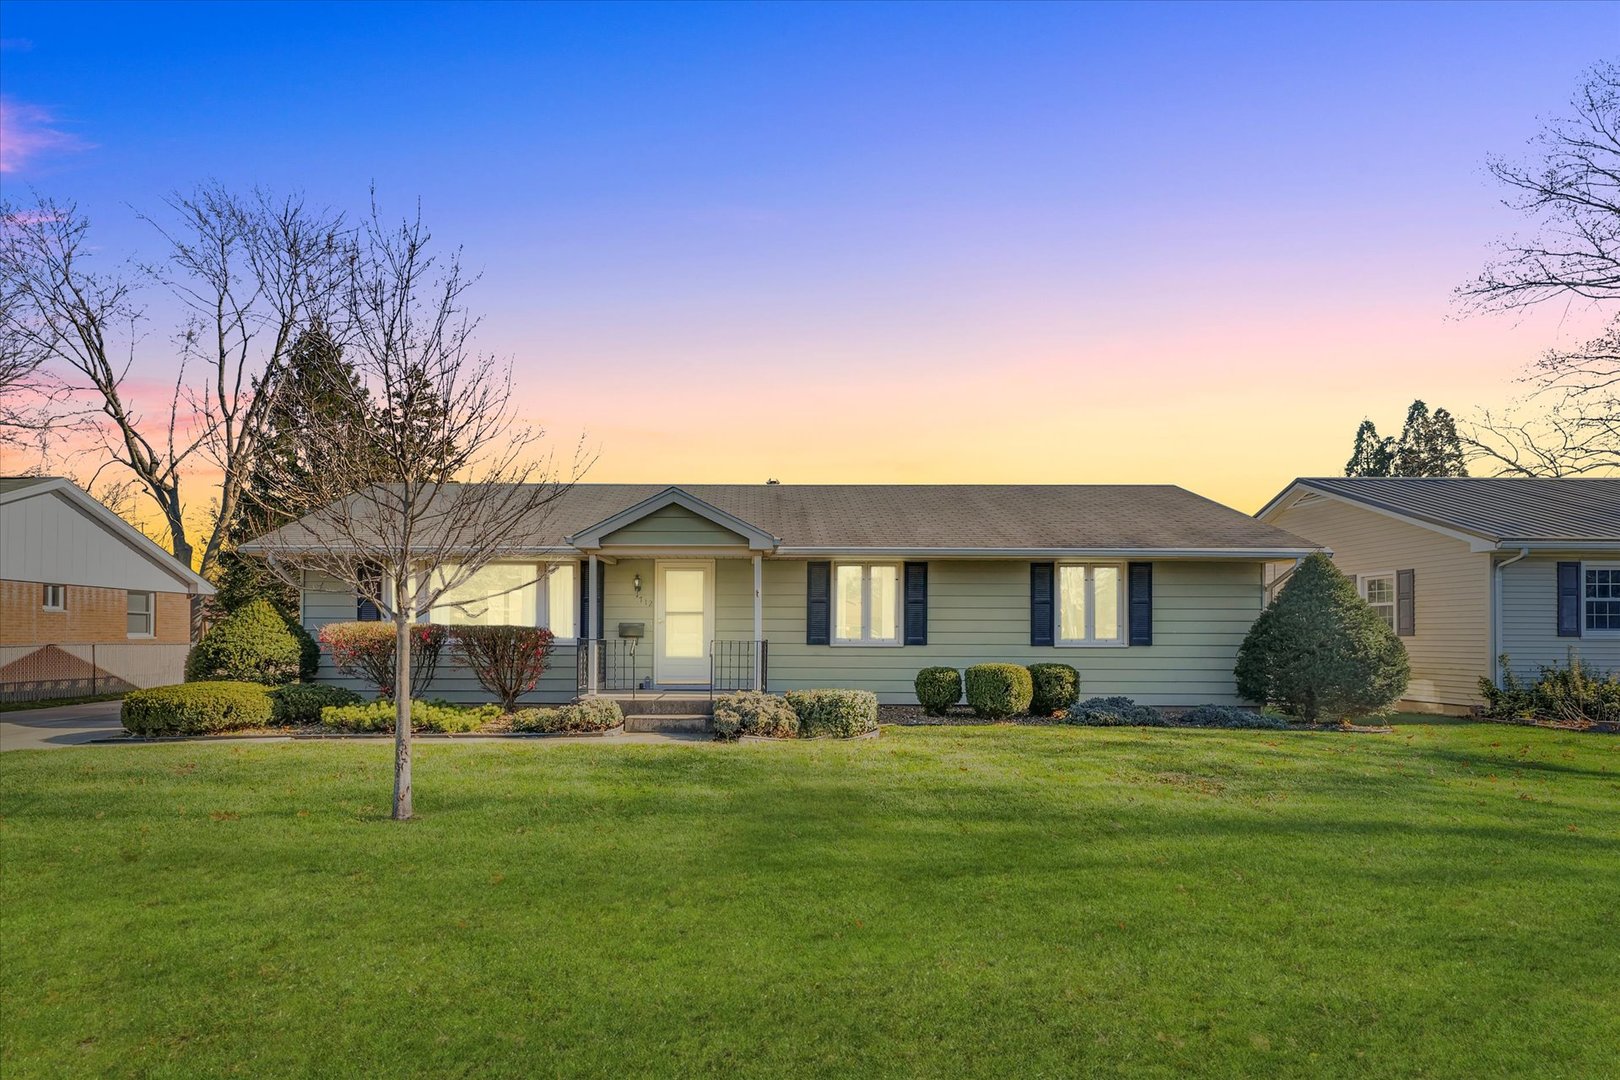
<box><xmin>0</xmin><ymin>476</ymin><xmax>213</xmax><ymax>700</ymax></box>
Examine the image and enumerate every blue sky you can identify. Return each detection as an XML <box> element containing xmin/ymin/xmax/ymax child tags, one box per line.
<box><xmin>1</xmin><ymin>1</ymin><xmax>1615</xmax><ymax>506</ymax></box>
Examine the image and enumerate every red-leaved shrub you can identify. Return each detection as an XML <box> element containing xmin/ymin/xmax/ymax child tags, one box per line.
<box><xmin>454</xmin><ymin>625</ymin><xmax>555</xmax><ymax>711</ymax></box>
<box><xmin>317</xmin><ymin>621</ymin><xmax>449</xmax><ymax>698</ymax></box>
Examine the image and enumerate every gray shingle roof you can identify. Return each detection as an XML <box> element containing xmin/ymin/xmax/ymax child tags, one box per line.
<box><xmin>246</xmin><ymin>483</ymin><xmax>1319</xmax><ymax>554</ymax></box>
<box><xmin>1277</xmin><ymin>477</ymin><xmax>1620</xmax><ymax>544</ymax></box>
<box><xmin>0</xmin><ymin>475</ymin><xmax>58</xmax><ymax>494</ymax></box>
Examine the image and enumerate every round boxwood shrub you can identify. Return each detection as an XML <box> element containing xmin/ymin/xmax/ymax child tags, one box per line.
<box><xmin>1235</xmin><ymin>553</ymin><xmax>1410</xmax><ymax>721</ymax></box>
<box><xmin>964</xmin><ymin>663</ymin><xmax>1033</xmax><ymax>720</ymax></box>
<box><xmin>1027</xmin><ymin>663</ymin><xmax>1080</xmax><ymax>716</ymax></box>
<box><xmin>185</xmin><ymin>599</ymin><xmax>302</xmax><ymax>685</ymax></box>
<box><xmin>784</xmin><ymin>689</ymin><xmax>879</xmax><ymax>738</ymax></box>
<box><xmin>712</xmin><ymin>691</ymin><xmax>799</xmax><ymax>740</ymax></box>
<box><xmin>122</xmin><ymin>681</ymin><xmax>274</xmax><ymax>737</ymax></box>
<box><xmin>269</xmin><ymin>683</ymin><xmax>362</xmax><ymax>726</ymax></box>
<box><xmin>914</xmin><ymin>667</ymin><xmax>963</xmax><ymax>716</ymax></box>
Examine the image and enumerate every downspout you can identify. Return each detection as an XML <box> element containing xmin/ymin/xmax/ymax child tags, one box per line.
<box><xmin>1492</xmin><ymin>547</ymin><xmax>1530</xmax><ymax>687</ymax></box>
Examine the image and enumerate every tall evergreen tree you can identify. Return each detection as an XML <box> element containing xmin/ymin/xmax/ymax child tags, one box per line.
<box><xmin>1345</xmin><ymin>420</ymin><xmax>1394</xmax><ymax>476</ymax></box>
<box><xmin>1345</xmin><ymin>401</ymin><xmax>1469</xmax><ymax>478</ymax></box>
<box><xmin>212</xmin><ymin>325</ymin><xmax>378</xmax><ymax>617</ymax></box>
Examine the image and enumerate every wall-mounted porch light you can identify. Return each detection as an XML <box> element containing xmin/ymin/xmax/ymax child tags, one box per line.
<box><xmin>633</xmin><ymin>573</ymin><xmax>642</xmax><ymax>596</ymax></box>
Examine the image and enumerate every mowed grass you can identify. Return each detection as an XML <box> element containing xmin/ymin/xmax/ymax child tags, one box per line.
<box><xmin>2</xmin><ymin>721</ymin><xmax>1617</xmax><ymax>1079</ymax></box>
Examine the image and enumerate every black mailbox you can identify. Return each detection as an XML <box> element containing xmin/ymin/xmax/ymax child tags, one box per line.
<box><xmin>618</xmin><ymin>622</ymin><xmax>645</xmax><ymax>639</ymax></box>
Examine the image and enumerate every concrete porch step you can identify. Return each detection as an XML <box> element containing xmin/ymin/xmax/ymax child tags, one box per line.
<box><xmin>597</xmin><ymin>692</ymin><xmax>715</xmax><ymax>717</ymax></box>
<box><xmin>623</xmin><ymin>713</ymin><xmax>713</xmax><ymax>734</ymax></box>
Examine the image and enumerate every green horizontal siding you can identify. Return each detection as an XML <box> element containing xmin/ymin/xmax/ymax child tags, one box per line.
<box><xmin>600</xmin><ymin>505</ymin><xmax>747</xmax><ymax>547</ymax></box>
<box><xmin>300</xmin><ymin>559</ymin><xmax>1264</xmax><ymax>706</ymax></box>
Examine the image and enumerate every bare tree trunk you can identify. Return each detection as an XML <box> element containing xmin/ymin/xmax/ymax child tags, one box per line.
<box><xmin>393</xmin><ymin>614</ymin><xmax>412</xmax><ymax>821</ymax></box>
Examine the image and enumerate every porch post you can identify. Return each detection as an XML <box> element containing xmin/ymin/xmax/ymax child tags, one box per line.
<box><xmin>752</xmin><ymin>554</ymin><xmax>763</xmax><ymax>690</ymax></box>
<box><xmin>588</xmin><ymin>553</ymin><xmax>600</xmax><ymax>695</ymax></box>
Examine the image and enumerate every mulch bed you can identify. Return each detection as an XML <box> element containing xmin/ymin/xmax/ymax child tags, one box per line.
<box><xmin>878</xmin><ymin>704</ymin><xmax>1391</xmax><ymax>733</ymax></box>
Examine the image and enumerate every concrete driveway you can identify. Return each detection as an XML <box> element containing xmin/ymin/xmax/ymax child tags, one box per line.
<box><xmin>0</xmin><ymin>700</ymin><xmax>128</xmax><ymax>751</ymax></box>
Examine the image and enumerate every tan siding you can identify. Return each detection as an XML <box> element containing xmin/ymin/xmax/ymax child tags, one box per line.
<box><xmin>1500</xmin><ymin>558</ymin><xmax>1620</xmax><ymax>679</ymax></box>
<box><xmin>600</xmin><ymin>505</ymin><xmax>747</xmax><ymax>547</ymax></box>
<box><xmin>1265</xmin><ymin>497</ymin><xmax>1490</xmax><ymax>707</ymax></box>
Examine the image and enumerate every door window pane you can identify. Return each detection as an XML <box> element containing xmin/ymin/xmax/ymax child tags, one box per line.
<box><xmin>1093</xmin><ymin>566</ymin><xmax>1120</xmax><ymax>641</ymax></box>
<box><xmin>1059</xmin><ymin>565</ymin><xmax>1087</xmax><ymax>642</ymax></box>
<box><xmin>836</xmin><ymin>565</ymin><xmax>864</xmax><ymax>641</ymax></box>
<box><xmin>665</xmin><ymin>613</ymin><xmax>704</xmax><ymax>658</ymax></box>
<box><xmin>869</xmin><ymin>565</ymin><xmax>898</xmax><ymax>641</ymax></box>
<box><xmin>664</xmin><ymin>569</ymin><xmax>704</xmax><ymax>612</ymax></box>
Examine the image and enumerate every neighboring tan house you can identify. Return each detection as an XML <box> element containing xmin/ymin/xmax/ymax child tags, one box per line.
<box><xmin>0</xmin><ymin>476</ymin><xmax>213</xmax><ymax>701</ymax></box>
<box><xmin>241</xmin><ymin>484</ymin><xmax>1319</xmax><ymax>707</ymax></box>
<box><xmin>1258</xmin><ymin>477</ymin><xmax>1620</xmax><ymax>714</ymax></box>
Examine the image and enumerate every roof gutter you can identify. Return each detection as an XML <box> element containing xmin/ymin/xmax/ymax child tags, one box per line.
<box><xmin>1490</xmin><ymin>547</ymin><xmax>1531</xmax><ymax>688</ymax></box>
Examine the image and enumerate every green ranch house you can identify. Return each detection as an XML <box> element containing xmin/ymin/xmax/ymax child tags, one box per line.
<box><xmin>245</xmin><ymin>484</ymin><xmax>1321</xmax><ymax>710</ymax></box>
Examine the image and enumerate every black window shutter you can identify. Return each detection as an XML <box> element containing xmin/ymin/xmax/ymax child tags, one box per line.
<box><xmin>806</xmin><ymin>562</ymin><xmax>831</xmax><ymax>645</ymax></box>
<box><xmin>1030</xmin><ymin>562</ymin><xmax>1055</xmax><ymax>646</ymax></box>
<box><xmin>1128</xmin><ymin>562</ymin><xmax>1153</xmax><ymax>646</ymax></box>
<box><xmin>1557</xmin><ymin>561</ymin><xmax>1582</xmax><ymax>638</ymax></box>
<box><xmin>578</xmin><ymin>559</ymin><xmax>604</xmax><ymax>640</ymax></box>
<box><xmin>1395</xmin><ymin>569</ymin><xmax>1416</xmax><ymax>637</ymax></box>
<box><xmin>357</xmin><ymin>563</ymin><xmax>381</xmax><ymax>621</ymax></box>
<box><xmin>903</xmin><ymin>562</ymin><xmax>928</xmax><ymax>646</ymax></box>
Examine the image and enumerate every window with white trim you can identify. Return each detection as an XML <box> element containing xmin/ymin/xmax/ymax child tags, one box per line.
<box><xmin>42</xmin><ymin>584</ymin><xmax>66</xmax><ymax>611</ymax></box>
<box><xmin>834</xmin><ymin>563</ymin><xmax>900</xmax><ymax>644</ymax></box>
<box><xmin>1057</xmin><ymin>563</ymin><xmax>1124</xmax><ymax>645</ymax></box>
<box><xmin>1361</xmin><ymin>573</ymin><xmax>1396</xmax><ymax>632</ymax></box>
<box><xmin>127</xmin><ymin>591</ymin><xmax>154</xmax><ymax>636</ymax></box>
<box><xmin>428</xmin><ymin>562</ymin><xmax>577</xmax><ymax>639</ymax></box>
<box><xmin>1586</xmin><ymin>563</ymin><xmax>1620</xmax><ymax>633</ymax></box>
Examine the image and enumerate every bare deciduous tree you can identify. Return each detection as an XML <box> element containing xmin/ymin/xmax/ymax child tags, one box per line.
<box><xmin>1459</xmin><ymin>61</ymin><xmax>1620</xmax><ymax>476</ymax></box>
<box><xmin>0</xmin><ymin>189</ymin><xmax>347</xmax><ymax>573</ymax></box>
<box><xmin>240</xmin><ymin>203</ymin><xmax>590</xmax><ymax>821</ymax></box>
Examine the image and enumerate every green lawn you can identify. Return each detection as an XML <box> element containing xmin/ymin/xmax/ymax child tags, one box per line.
<box><xmin>2</xmin><ymin>721</ymin><xmax>1616</xmax><ymax>1078</ymax></box>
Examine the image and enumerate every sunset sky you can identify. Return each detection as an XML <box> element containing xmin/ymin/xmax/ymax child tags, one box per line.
<box><xmin>1</xmin><ymin>1</ymin><xmax>1614</xmax><ymax>518</ymax></box>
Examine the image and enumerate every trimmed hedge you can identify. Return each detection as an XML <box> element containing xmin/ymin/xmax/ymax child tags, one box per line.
<box><xmin>785</xmin><ymin>689</ymin><xmax>879</xmax><ymax>738</ymax></box>
<box><xmin>914</xmin><ymin>667</ymin><xmax>962</xmax><ymax>716</ymax></box>
<box><xmin>965</xmin><ymin>664</ymin><xmax>1033</xmax><ymax>720</ymax></box>
<box><xmin>713</xmin><ymin>692</ymin><xmax>800</xmax><ymax>740</ymax></box>
<box><xmin>185</xmin><ymin>600</ymin><xmax>302</xmax><ymax>685</ymax></box>
<box><xmin>510</xmin><ymin>698</ymin><xmax>624</xmax><ymax>734</ymax></box>
<box><xmin>1027</xmin><ymin>663</ymin><xmax>1080</xmax><ymax>716</ymax></box>
<box><xmin>269</xmin><ymin>683</ymin><xmax>362</xmax><ymax>726</ymax></box>
<box><xmin>320</xmin><ymin>698</ymin><xmax>501</xmax><ymax>733</ymax></box>
<box><xmin>122</xmin><ymin>681</ymin><xmax>274</xmax><ymax>736</ymax></box>
<box><xmin>1066</xmin><ymin>696</ymin><xmax>1166</xmax><ymax>727</ymax></box>
<box><xmin>1174</xmin><ymin>704</ymin><xmax>1291</xmax><ymax>730</ymax></box>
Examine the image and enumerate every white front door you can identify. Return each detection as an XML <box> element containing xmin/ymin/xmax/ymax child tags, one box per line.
<box><xmin>655</xmin><ymin>560</ymin><xmax>713</xmax><ymax>685</ymax></box>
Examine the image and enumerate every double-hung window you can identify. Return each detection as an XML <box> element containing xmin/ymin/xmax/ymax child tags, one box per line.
<box><xmin>127</xmin><ymin>591</ymin><xmax>155</xmax><ymax>637</ymax></box>
<box><xmin>1360</xmin><ymin>573</ymin><xmax>1396</xmax><ymax>632</ymax></box>
<box><xmin>1586</xmin><ymin>563</ymin><xmax>1620</xmax><ymax>633</ymax></box>
<box><xmin>428</xmin><ymin>562</ymin><xmax>578</xmax><ymax>640</ymax></box>
<box><xmin>834</xmin><ymin>563</ymin><xmax>900</xmax><ymax>645</ymax></box>
<box><xmin>1057</xmin><ymin>564</ymin><xmax>1124</xmax><ymax>645</ymax></box>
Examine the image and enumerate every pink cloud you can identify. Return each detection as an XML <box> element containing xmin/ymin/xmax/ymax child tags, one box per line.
<box><xmin>0</xmin><ymin>97</ymin><xmax>90</xmax><ymax>173</ymax></box>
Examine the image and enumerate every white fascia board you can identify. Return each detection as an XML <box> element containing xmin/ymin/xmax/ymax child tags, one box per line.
<box><xmin>771</xmin><ymin>547</ymin><xmax>1322</xmax><ymax>560</ymax></box>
